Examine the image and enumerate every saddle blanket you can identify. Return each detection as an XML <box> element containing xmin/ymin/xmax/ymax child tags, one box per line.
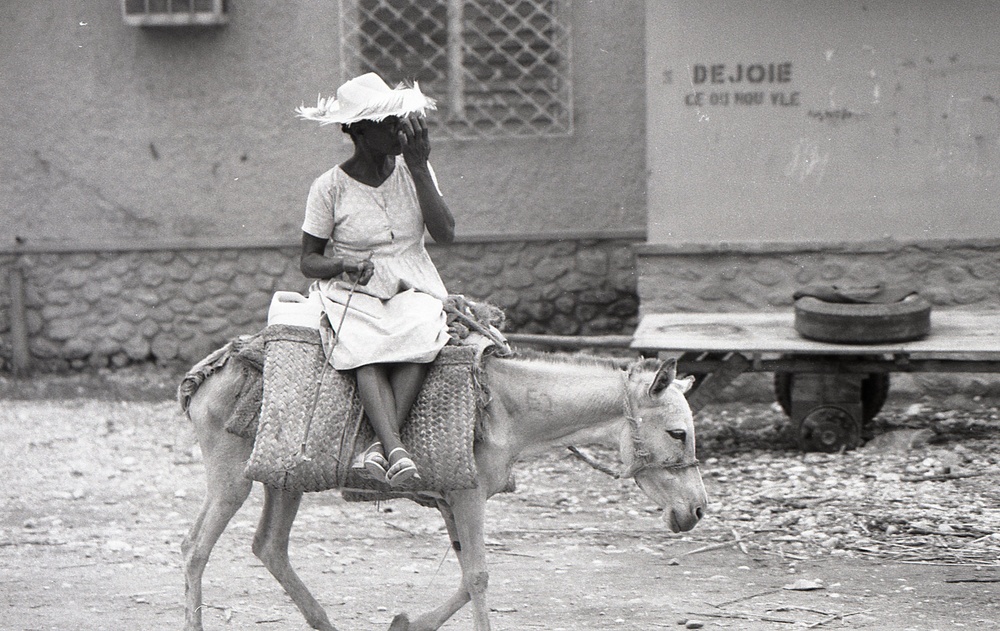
<box><xmin>243</xmin><ymin>324</ymin><xmax>482</xmax><ymax>495</ymax></box>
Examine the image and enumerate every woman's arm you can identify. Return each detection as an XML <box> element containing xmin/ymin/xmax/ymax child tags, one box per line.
<box><xmin>400</xmin><ymin>114</ymin><xmax>456</xmax><ymax>244</ymax></box>
<box><xmin>299</xmin><ymin>232</ymin><xmax>374</xmax><ymax>284</ymax></box>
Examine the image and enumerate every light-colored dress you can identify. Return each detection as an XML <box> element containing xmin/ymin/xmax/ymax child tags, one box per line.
<box><xmin>302</xmin><ymin>160</ymin><xmax>449</xmax><ymax>370</ymax></box>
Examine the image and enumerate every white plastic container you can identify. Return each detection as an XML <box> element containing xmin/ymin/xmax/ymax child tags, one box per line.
<box><xmin>267</xmin><ymin>291</ymin><xmax>324</xmax><ymax>329</ymax></box>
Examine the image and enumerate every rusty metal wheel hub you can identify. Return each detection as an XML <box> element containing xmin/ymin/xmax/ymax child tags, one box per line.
<box><xmin>798</xmin><ymin>405</ymin><xmax>861</xmax><ymax>453</ymax></box>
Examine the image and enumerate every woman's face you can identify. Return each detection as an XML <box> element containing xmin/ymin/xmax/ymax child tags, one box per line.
<box><xmin>355</xmin><ymin>116</ymin><xmax>403</xmax><ymax>155</ymax></box>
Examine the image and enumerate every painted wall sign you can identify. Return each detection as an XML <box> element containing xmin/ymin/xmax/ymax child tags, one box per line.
<box><xmin>683</xmin><ymin>62</ymin><xmax>799</xmax><ymax>108</ymax></box>
<box><xmin>692</xmin><ymin>62</ymin><xmax>792</xmax><ymax>84</ymax></box>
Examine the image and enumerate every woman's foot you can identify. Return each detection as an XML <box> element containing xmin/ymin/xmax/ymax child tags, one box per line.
<box><xmin>352</xmin><ymin>442</ymin><xmax>388</xmax><ymax>483</ymax></box>
<box><xmin>386</xmin><ymin>447</ymin><xmax>420</xmax><ymax>488</ymax></box>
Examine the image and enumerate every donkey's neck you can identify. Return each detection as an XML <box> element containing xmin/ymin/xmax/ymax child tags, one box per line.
<box><xmin>491</xmin><ymin>356</ymin><xmax>630</xmax><ymax>450</ymax></box>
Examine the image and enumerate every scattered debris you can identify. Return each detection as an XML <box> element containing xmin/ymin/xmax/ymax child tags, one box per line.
<box><xmin>783</xmin><ymin>579</ymin><xmax>824</xmax><ymax>591</ymax></box>
<box><xmin>689</xmin><ymin>401</ymin><xmax>1000</xmax><ymax>566</ymax></box>
<box><xmin>1</xmin><ymin>370</ymin><xmax>998</xmax><ymax>629</ymax></box>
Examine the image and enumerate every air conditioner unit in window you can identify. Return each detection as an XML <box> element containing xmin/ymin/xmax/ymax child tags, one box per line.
<box><xmin>122</xmin><ymin>0</ymin><xmax>228</xmax><ymax>27</ymax></box>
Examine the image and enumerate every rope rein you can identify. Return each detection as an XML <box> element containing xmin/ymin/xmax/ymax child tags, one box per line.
<box><xmin>296</xmin><ymin>258</ymin><xmax>369</xmax><ymax>462</ymax></box>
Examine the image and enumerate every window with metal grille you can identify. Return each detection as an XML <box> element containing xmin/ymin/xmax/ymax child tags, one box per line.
<box><xmin>122</xmin><ymin>0</ymin><xmax>228</xmax><ymax>27</ymax></box>
<box><xmin>339</xmin><ymin>0</ymin><xmax>573</xmax><ymax>140</ymax></box>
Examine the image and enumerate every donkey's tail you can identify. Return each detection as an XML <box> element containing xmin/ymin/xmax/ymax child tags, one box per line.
<box><xmin>178</xmin><ymin>342</ymin><xmax>234</xmax><ymax>416</ymax></box>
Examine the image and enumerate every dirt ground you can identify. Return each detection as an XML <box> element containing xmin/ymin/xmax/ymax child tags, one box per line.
<box><xmin>1</xmin><ymin>366</ymin><xmax>998</xmax><ymax>631</ymax></box>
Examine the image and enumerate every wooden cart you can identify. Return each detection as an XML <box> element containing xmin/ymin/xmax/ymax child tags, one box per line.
<box><xmin>629</xmin><ymin>311</ymin><xmax>1000</xmax><ymax>452</ymax></box>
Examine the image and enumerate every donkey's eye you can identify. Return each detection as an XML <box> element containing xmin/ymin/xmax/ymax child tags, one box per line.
<box><xmin>666</xmin><ymin>430</ymin><xmax>687</xmax><ymax>442</ymax></box>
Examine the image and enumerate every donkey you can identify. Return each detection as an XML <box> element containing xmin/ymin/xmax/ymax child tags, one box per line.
<box><xmin>180</xmin><ymin>349</ymin><xmax>707</xmax><ymax>631</ymax></box>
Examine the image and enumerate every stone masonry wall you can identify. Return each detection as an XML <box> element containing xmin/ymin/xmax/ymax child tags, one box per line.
<box><xmin>637</xmin><ymin>242</ymin><xmax>1000</xmax><ymax>314</ymax></box>
<box><xmin>3</xmin><ymin>238</ymin><xmax>999</xmax><ymax>399</ymax></box>
<box><xmin>0</xmin><ymin>239</ymin><xmax>641</xmax><ymax>372</ymax></box>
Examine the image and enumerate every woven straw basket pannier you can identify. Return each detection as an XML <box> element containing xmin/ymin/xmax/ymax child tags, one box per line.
<box><xmin>245</xmin><ymin>325</ymin><xmax>479</xmax><ymax>494</ymax></box>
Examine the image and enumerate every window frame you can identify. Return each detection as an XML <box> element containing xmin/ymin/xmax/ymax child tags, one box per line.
<box><xmin>339</xmin><ymin>0</ymin><xmax>574</xmax><ymax>141</ymax></box>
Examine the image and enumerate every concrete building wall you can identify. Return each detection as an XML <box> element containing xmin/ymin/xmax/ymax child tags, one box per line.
<box><xmin>0</xmin><ymin>1</ymin><xmax>648</xmax><ymax>371</ymax></box>
<box><xmin>639</xmin><ymin>0</ymin><xmax>1000</xmax><ymax>352</ymax></box>
<box><xmin>2</xmin><ymin>1</ymin><xmax>647</xmax><ymax>249</ymax></box>
<box><xmin>645</xmin><ymin>0</ymin><xmax>1000</xmax><ymax>246</ymax></box>
<box><xmin>5</xmin><ymin>1</ymin><xmax>1000</xmax><ymax>376</ymax></box>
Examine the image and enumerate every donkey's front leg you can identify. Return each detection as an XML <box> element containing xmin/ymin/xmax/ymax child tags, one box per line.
<box><xmin>389</xmin><ymin>501</ymin><xmax>472</xmax><ymax>631</ymax></box>
<box><xmin>447</xmin><ymin>488</ymin><xmax>492</xmax><ymax>630</ymax></box>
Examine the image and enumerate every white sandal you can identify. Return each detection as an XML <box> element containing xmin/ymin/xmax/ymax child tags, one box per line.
<box><xmin>385</xmin><ymin>447</ymin><xmax>420</xmax><ymax>487</ymax></box>
<box><xmin>352</xmin><ymin>442</ymin><xmax>388</xmax><ymax>483</ymax></box>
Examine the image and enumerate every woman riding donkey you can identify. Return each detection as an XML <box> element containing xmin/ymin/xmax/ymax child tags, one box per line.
<box><xmin>296</xmin><ymin>73</ymin><xmax>455</xmax><ymax>487</ymax></box>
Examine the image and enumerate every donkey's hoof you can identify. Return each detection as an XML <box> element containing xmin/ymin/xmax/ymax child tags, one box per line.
<box><xmin>388</xmin><ymin>613</ymin><xmax>410</xmax><ymax>630</ymax></box>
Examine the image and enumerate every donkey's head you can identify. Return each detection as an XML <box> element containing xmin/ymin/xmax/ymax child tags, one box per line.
<box><xmin>620</xmin><ymin>359</ymin><xmax>707</xmax><ymax>533</ymax></box>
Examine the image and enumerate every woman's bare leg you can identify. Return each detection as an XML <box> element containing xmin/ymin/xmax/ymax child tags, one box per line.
<box><xmin>356</xmin><ymin>362</ymin><xmax>431</xmax><ymax>483</ymax></box>
<box><xmin>355</xmin><ymin>362</ymin><xmax>431</xmax><ymax>447</ymax></box>
<box><xmin>355</xmin><ymin>364</ymin><xmax>404</xmax><ymax>455</ymax></box>
<box><xmin>389</xmin><ymin>362</ymin><xmax>430</xmax><ymax>421</ymax></box>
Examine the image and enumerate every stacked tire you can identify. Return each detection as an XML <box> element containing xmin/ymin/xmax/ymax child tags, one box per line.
<box><xmin>793</xmin><ymin>295</ymin><xmax>932</xmax><ymax>344</ymax></box>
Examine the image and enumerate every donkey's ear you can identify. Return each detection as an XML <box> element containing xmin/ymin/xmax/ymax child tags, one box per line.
<box><xmin>649</xmin><ymin>358</ymin><xmax>678</xmax><ymax>396</ymax></box>
<box><xmin>675</xmin><ymin>375</ymin><xmax>696</xmax><ymax>394</ymax></box>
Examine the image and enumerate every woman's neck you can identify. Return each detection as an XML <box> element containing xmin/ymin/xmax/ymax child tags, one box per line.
<box><xmin>341</xmin><ymin>152</ymin><xmax>395</xmax><ymax>187</ymax></box>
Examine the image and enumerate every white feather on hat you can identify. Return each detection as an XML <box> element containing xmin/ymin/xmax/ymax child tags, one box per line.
<box><xmin>296</xmin><ymin>72</ymin><xmax>436</xmax><ymax>126</ymax></box>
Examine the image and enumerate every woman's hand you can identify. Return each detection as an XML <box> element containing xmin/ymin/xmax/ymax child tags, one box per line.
<box><xmin>397</xmin><ymin>113</ymin><xmax>455</xmax><ymax>244</ymax></box>
<box><xmin>344</xmin><ymin>256</ymin><xmax>375</xmax><ymax>285</ymax></box>
<box><xmin>399</xmin><ymin>113</ymin><xmax>430</xmax><ymax>168</ymax></box>
<box><xmin>300</xmin><ymin>233</ymin><xmax>376</xmax><ymax>283</ymax></box>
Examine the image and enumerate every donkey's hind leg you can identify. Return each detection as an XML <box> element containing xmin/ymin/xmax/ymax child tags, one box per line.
<box><xmin>252</xmin><ymin>487</ymin><xmax>338</xmax><ymax>631</ymax></box>
<box><xmin>181</xmin><ymin>436</ymin><xmax>254</xmax><ymax>631</ymax></box>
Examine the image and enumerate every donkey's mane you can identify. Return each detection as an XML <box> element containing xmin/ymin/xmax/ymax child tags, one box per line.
<box><xmin>507</xmin><ymin>349</ymin><xmax>660</xmax><ymax>373</ymax></box>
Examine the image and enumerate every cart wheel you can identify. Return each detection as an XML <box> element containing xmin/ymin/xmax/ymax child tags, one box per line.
<box><xmin>794</xmin><ymin>296</ymin><xmax>931</xmax><ymax>344</ymax></box>
<box><xmin>798</xmin><ymin>405</ymin><xmax>862</xmax><ymax>452</ymax></box>
<box><xmin>774</xmin><ymin>370</ymin><xmax>890</xmax><ymax>424</ymax></box>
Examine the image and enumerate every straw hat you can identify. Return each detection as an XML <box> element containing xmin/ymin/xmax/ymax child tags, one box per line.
<box><xmin>296</xmin><ymin>73</ymin><xmax>436</xmax><ymax>126</ymax></box>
